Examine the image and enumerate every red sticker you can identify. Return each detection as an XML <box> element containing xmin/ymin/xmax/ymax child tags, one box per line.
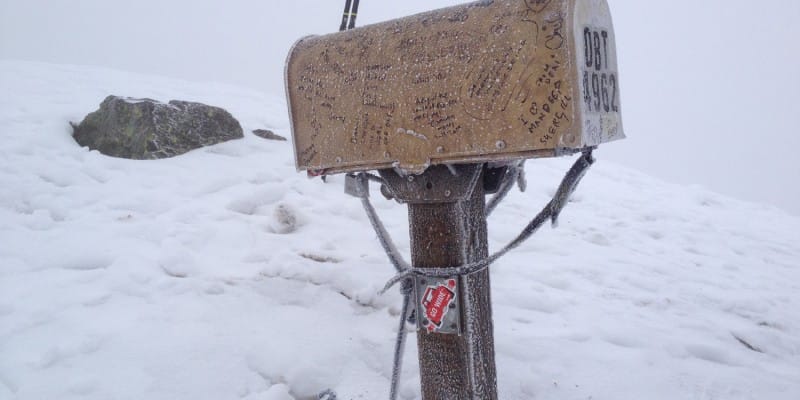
<box><xmin>421</xmin><ymin>279</ymin><xmax>457</xmax><ymax>333</ymax></box>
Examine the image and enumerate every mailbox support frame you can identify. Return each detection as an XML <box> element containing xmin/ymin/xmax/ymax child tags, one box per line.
<box><xmin>290</xmin><ymin>1</ymin><xmax>624</xmax><ymax>397</ymax></box>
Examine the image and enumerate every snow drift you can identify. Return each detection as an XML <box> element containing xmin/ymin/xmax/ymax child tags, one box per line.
<box><xmin>1</xmin><ymin>60</ymin><xmax>798</xmax><ymax>400</ymax></box>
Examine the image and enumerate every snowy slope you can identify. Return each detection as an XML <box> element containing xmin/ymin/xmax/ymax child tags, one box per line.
<box><xmin>1</xmin><ymin>60</ymin><xmax>798</xmax><ymax>400</ymax></box>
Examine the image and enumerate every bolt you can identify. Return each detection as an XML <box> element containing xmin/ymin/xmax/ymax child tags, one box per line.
<box><xmin>444</xmin><ymin>190</ymin><xmax>452</xmax><ymax>197</ymax></box>
<box><xmin>495</xmin><ymin>140</ymin><xmax>506</xmax><ymax>150</ymax></box>
<box><xmin>334</xmin><ymin>156</ymin><xmax>343</xmax><ymax>163</ymax></box>
<box><xmin>408</xmin><ymin>175</ymin><xmax>415</xmax><ymax>182</ymax></box>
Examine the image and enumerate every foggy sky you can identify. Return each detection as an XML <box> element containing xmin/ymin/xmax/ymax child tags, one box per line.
<box><xmin>2</xmin><ymin>0</ymin><xmax>798</xmax><ymax>215</ymax></box>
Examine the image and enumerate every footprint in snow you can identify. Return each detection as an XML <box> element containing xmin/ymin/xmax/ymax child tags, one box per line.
<box><xmin>685</xmin><ymin>344</ymin><xmax>735</xmax><ymax>366</ymax></box>
<box><xmin>585</xmin><ymin>232</ymin><xmax>611</xmax><ymax>247</ymax></box>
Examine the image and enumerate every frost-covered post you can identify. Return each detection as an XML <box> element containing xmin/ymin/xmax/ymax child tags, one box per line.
<box><xmin>379</xmin><ymin>164</ymin><xmax>497</xmax><ymax>398</ymax></box>
<box><xmin>409</xmin><ymin>178</ymin><xmax>496</xmax><ymax>399</ymax></box>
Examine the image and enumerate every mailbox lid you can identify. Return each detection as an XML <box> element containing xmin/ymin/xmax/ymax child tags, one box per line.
<box><xmin>286</xmin><ymin>0</ymin><xmax>623</xmax><ymax>175</ymax></box>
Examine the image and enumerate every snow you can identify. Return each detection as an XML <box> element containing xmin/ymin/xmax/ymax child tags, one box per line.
<box><xmin>1</xmin><ymin>60</ymin><xmax>799</xmax><ymax>400</ymax></box>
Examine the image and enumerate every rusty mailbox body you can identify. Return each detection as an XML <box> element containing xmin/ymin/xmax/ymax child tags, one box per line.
<box><xmin>286</xmin><ymin>0</ymin><xmax>624</xmax><ymax>175</ymax></box>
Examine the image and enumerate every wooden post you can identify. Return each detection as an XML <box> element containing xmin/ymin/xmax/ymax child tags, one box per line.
<box><xmin>408</xmin><ymin>169</ymin><xmax>498</xmax><ymax>400</ymax></box>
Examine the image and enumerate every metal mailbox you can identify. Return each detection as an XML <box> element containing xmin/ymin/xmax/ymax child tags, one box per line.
<box><xmin>286</xmin><ymin>0</ymin><xmax>624</xmax><ymax>175</ymax></box>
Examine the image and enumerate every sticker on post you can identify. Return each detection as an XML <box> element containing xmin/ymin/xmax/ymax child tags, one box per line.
<box><xmin>415</xmin><ymin>277</ymin><xmax>461</xmax><ymax>335</ymax></box>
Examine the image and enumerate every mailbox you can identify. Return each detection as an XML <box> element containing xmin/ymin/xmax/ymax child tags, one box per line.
<box><xmin>286</xmin><ymin>0</ymin><xmax>624</xmax><ymax>175</ymax></box>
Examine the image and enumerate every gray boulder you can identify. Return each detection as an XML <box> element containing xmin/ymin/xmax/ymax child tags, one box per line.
<box><xmin>72</xmin><ymin>95</ymin><xmax>244</xmax><ymax>159</ymax></box>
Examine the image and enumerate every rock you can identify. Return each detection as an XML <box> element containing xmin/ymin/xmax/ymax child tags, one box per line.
<box><xmin>72</xmin><ymin>95</ymin><xmax>243</xmax><ymax>159</ymax></box>
<box><xmin>252</xmin><ymin>129</ymin><xmax>287</xmax><ymax>141</ymax></box>
<box><xmin>270</xmin><ymin>203</ymin><xmax>302</xmax><ymax>234</ymax></box>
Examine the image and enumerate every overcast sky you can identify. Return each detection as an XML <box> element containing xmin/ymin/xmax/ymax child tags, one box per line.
<box><xmin>2</xmin><ymin>0</ymin><xmax>798</xmax><ymax>215</ymax></box>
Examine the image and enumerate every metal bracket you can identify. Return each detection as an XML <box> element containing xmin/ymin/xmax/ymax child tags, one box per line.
<box><xmin>378</xmin><ymin>164</ymin><xmax>482</xmax><ymax>204</ymax></box>
<box><xmin>344</xmin><ymin>173</ymin><xmax>369</xmax><ymax>199</ymax></box>
<box><xmin>414</xmin><ymin>275</ymin><xmax>462</xmax><ymax>335</ymax></box>
<box><xmin>482</xmin><ymin>165</ymin><xmax>509</xmax><ymax>194</ymax></box>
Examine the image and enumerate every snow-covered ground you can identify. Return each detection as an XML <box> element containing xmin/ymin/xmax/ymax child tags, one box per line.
<box><xmin>1</xmin><ymin>60</ymin><xmax>798</xmax><ymax>400</ymax></box>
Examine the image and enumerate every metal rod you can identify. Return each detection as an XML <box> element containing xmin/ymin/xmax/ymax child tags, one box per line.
<box><xmin>339</xmin><ymin>0</ymin><xmax>353</xmax><ymax>32</ymax></box>
<box><xmin>347</xmin><ymin>0</ymin><xmax>360</xmax><ymax>30</ymax></box>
